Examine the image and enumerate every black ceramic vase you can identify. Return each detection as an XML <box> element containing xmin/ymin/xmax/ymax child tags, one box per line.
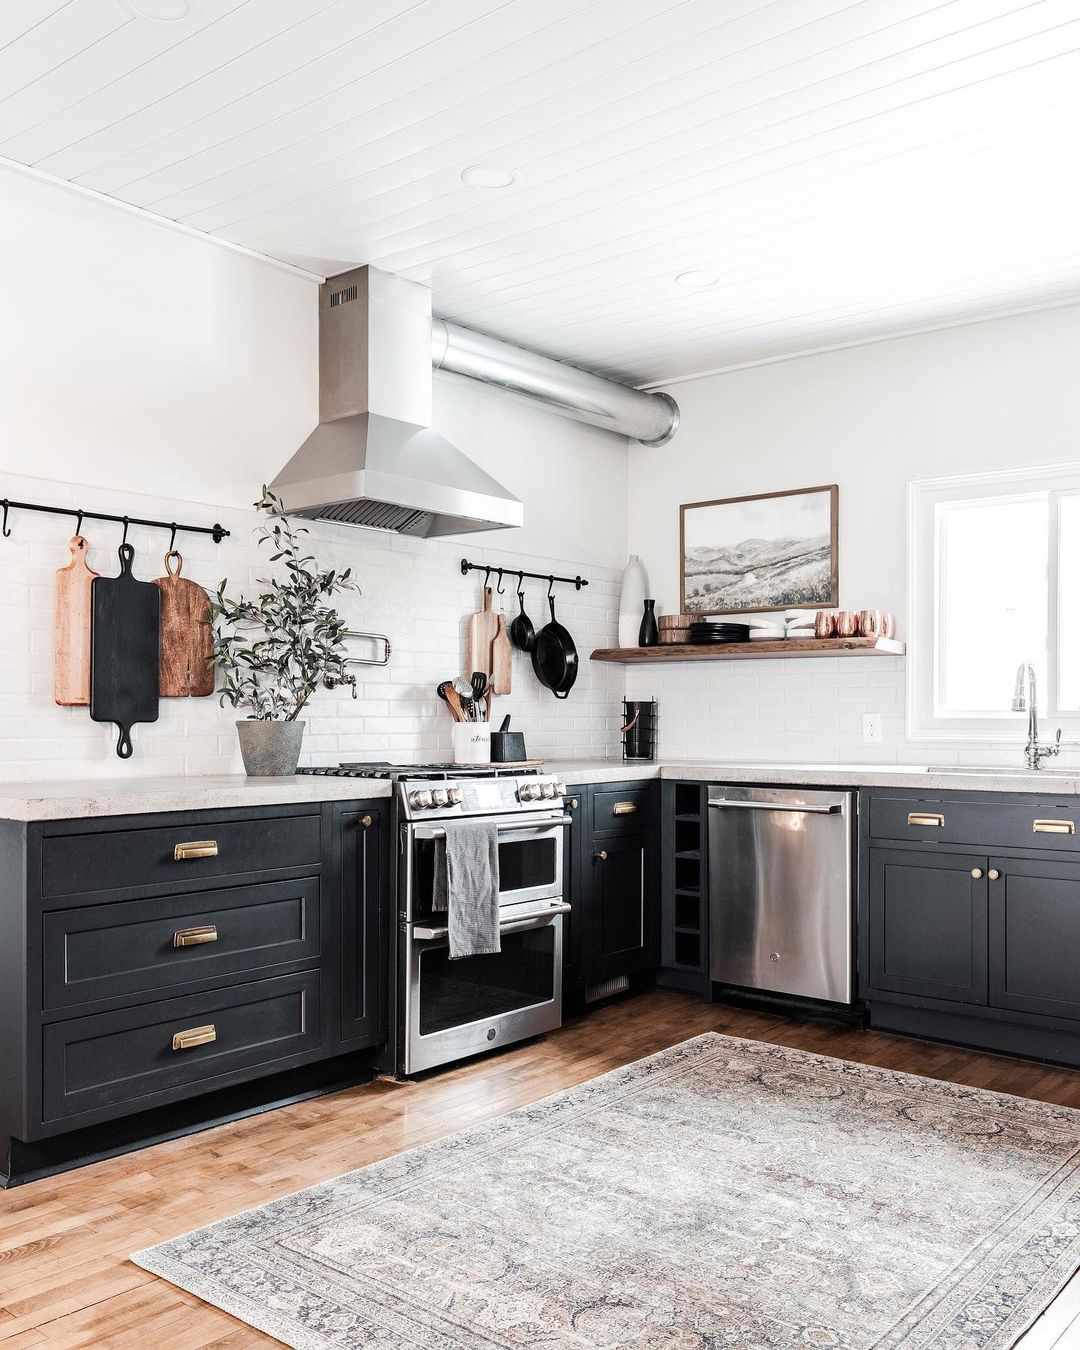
<box><xmin>639</xmin><ymin>598</ymin><xmax>659</xmax><ymax>647</ymax></box>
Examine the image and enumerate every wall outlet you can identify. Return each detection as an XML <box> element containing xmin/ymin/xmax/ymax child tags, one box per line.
<box><xmin>862</xmin><ymin>713</ymin><xmax>884</xmax><ymax>744</ymax></box>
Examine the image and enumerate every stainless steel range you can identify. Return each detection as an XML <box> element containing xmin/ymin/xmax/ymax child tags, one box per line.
<box><xmin>302</xmin><ymin>763</ymin><xmax>570</xmax><ymax>1074</ymax></box>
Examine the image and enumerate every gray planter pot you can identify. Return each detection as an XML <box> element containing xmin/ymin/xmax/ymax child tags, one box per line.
<box><xmin>236</xmin><ymin>720</ymin><xmax>306</xmax><ymax>776</ymax></box>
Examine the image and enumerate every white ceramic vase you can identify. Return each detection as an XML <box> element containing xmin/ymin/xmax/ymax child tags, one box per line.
<box><xmin>618</xmin><ymin>554</ymin><xmax>649</xmax><ymax>649</ymax></box>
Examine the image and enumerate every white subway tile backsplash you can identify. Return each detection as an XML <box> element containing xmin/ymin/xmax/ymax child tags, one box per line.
<box><xmin>0</xmin><ymin>471</ymin><xmax>623</xmax><ymax>780</ymax></box>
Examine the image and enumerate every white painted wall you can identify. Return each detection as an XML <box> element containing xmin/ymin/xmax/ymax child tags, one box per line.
<box><xmin>0</xmin><ymin>167</ymin><xmax>628</xmax><ymax>779</ymax></box>
<box><xmin>627</xmin><ymin>303</ymin><xmax>1080</xmax><ymax>764</ymax></box>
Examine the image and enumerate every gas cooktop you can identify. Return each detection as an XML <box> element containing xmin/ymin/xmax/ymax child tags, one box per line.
<box><xmin>299</xmin><ymin>762</ymin><xmax>544</xmax><ymax>781</ymax></box>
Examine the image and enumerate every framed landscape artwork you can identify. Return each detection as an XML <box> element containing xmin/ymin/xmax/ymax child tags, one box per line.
<box><xmin>680</xmin><ymin>484</ymin><xmax>839</xmax><ymax>615</ymax></box>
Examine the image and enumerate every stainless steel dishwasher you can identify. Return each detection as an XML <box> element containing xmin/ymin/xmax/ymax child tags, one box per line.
<box><xmin>708</xmin><ymin>785</ymin><xmax>855</xmax><ymax>1004</ymax></box>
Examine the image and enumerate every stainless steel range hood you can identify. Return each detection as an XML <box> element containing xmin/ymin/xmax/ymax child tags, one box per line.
<box><xmin>272</xmin><ymin>266</ymin><xmax>523</xmax><ymax>537</ymax></box>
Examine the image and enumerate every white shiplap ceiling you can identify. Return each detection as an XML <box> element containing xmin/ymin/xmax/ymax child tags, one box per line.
<box><xmin>3</xmin><ymin>0</ymin><xmax>1080</xmax><ymax>385</ymax></box>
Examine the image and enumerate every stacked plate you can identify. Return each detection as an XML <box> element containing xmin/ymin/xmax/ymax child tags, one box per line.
<box><xmin>688</xmin><ymin>621</ymin><xmax>752</xmax><ymax>645</ymax></box>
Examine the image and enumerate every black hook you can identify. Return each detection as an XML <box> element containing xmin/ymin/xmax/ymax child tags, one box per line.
<box><xmin>547</xmin><ymin>575</ymin><xmax>555</xmax><ymax>597</ymax></box>
<box><xmin>168</xmin><ymin>522</ymin><xmax>178</xmax><ymax>553</ymax></box>
<box><xmin>575</xmin><ymin>575</ymin><xmax>583</xmax><ymax>591</ymax></box>
<box><xmin>496</xmin><ymin>568</ymin><xmax>506</xmax><ymax>595</ymax></box>
<box><xmin>121</xmin><ymin>516</ymin><xmax>130</xmax><ymax>547</ymax></box>
<box><xmin>75</xmin><ymin>510</ymin><xmax>84</xmax><ymax>537</ymax></box>
<box><xmin>483</xmin><ymin>565</ymin><xmax>491</xmax><ymax>590</ymax></box>
<box><xmin>1</xmin><ymin>501</ymin><xmax>10</xmax><ymax>539</ymax></box>
<box><xmin>518</xmin><ymin>569</ymin><xmax>526</xmax><ymax>597</ymax></box>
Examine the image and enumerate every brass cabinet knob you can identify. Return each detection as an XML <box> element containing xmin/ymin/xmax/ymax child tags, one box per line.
<box><xmin>569</xmin><ymin>798</ymin><xmax>579</xmax><ymax>809</ymax></box>
<box><xmin>594</xmin><ymin>850</ymin><xmax>608</xmax><ymax>862</ymax></box>
<box><xmin>359</xmin><ymin>814</ymin><xmax>374</xmax><ymax>828</ymax></box>
<box><xmin>988</xmin><ymin>868</ymin><xmax>1001</xmax><ymax>880</ymax></box>
<box><xmin>971</xmin><ymin>867</ymin><xmax>984</xmax><ymax>879</ymax></box>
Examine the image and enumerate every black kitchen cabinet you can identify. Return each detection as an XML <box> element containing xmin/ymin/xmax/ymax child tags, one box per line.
<box><xmin>569</xmin><ymin>780</ymin><xmax>659</xmax><ymax>995</ymax></box>
<box><xmin>867</xmin><ymin>847</ymin><xmax>988</xmax><ymax>1004</ymax></box>
<box><xmin>0</xmin><ymin>796</ymin><xmax>388</xmax><ymax>1184</ymax></box>
<box><xmin>335</xmin><ymin>802</ymin><xmax>387</xmax><ymax>1050</ymax></box>
<box><xmin>988</xmin><ymin>857</ymin><xmax>1080</xmax><ymax>1021</ymax></box>
<box><xmin>862</xmin><ymin>789</ymin><xmax>1080</xmax><ymax>1068</ymax></box>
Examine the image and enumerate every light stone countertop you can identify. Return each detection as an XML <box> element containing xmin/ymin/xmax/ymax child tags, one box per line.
<box><xmin>0</xmin><ymin>774</ymin><xmax>393</xmax><ymax>823</ymax></box>
<box><xmin>1</xmin><ymin>759</ymin><xmax>1076</xmax><ymax>823</ymax></box>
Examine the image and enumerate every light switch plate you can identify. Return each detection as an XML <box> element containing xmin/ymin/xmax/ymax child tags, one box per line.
<box><xmin>862</xmin><ymin>713</ymin><xmax>884</xmax><ymax>744</ymax></box>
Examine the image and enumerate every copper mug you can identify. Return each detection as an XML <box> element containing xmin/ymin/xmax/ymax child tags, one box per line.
<box><xmin>857</xmin><ymin>609</ymin><xmax>883</xmax><ymax>638</ymax></box>
<box><xmin>836</xmin><ymin>610</ymin><xmax>859</xmax><ymax>638</ymax></box>
<box><xmin>814</xmin><ymin>610</ymin><xmax>837</xmax><ymax>638</ymax></box>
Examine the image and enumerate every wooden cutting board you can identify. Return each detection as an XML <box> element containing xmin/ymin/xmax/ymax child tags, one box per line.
<box><xmin>90</xmin><ymin>544</ymin><xmax>160</xmax><ymax>759</ymax></box>
<box><xmin>490</xmin><ymin>613</ymin><xmax>512</xmax><ymax>695</ymax></box>
<box><xmin>155</xmin><ymin>551</ymin><xmax>215</xmax><ymax>697</ymax></box>
<box><xmin>54</xmin><ymin>536</ymin><xmax>98</xmax><ymax>706</ymax></box>
<box><xmin>466</xmin><ymin>587</ymin><xmax>499</xmax><ymax>676</ymax></box>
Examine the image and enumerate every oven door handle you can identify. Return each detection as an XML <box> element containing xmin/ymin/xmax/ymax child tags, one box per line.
<box><xmin>412</xmin><ymin>902</ymin><xmax>570</xmax><ymax>942</ymax></box>
<box><xmin>412</xmin><ymin>814</ymin><xmax>572</xmax><ymax>840</ymax></box>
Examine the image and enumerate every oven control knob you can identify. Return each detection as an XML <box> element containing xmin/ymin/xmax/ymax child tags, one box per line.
<box><xmin>519</xmin><ymin>783</ymin><xmax>541</xmax><ymax>802</ymax></box>
<box><xmin>447</xmin><ymin>787</ymin><xmax>464</xmax><ymax>805</ymax></box>
<box><xmin>432</xmin><ymin>789</ymin><xmax>449</xmax><ymax>807</ymax></box>
<box><xmin>540</xmin><ymin>782</ymin><xmax>556</xmax><ymax>799</ymax></box>
<box><xmin>554</xmin><ymin>781</ymin><xmax>567</xmax><ymax>796</ymax></box>
<box><xmin>410</xmin><ymin>790</ymin><xmax>434</xmax><ymax>810</ymax></box>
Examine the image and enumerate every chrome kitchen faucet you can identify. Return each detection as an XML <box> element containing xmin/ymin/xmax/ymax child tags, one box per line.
<box><xmin>1012</xmin><ymin>661</ymin><xmax>1062</xmax><ymax>770</ymax></box>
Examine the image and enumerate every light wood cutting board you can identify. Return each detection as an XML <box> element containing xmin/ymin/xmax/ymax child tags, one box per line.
<box><xmin>490</xmin><ymin>613</ymin><xmax>512</xmax><ymax>695</ymax></box>
<box><xmin>54</xmin><ymin>536</ymin><xmax>99</xmax><ymax>706</ymax></box>
<box><xmin>466</xmin><ymin>587</ymin><xmax>499</xmax><ymax>677</ymax></box>
<box><xmin>155</xmin><ymin>551</ymin><xmax>215</xmax><ymax>697</ymax></box>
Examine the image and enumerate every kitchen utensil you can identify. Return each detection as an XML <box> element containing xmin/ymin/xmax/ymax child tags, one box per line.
<box><xmin>155</xmin><ymin>549</ymin><xmax>214</xmax><ymax>697</ymax></box>
<box><xmin>470</xmin><ymin>670</ymin><xmax>488</xmax><ymax>709</ymax></box>
<box><xmin>491</xmin><ymin>613</ymin><xmax>512</xmax><ymax>694</ymax></box>
<box><xmin>453</xmin><ymin>675</ymin><xmax>478</xmax><ymax>720</ymax></box>
<box><xmin>437</xmin><ymin>680</ymin><xmax>467</xmax><ymax>722</ymax></box>
<box><xmin>54</xmin><ymin>535</ymin><xmax>99</xmax><ymax>706</ymax></box>
<box><xmin>90</xmin><ymin>543</ymin><xmax>160</xmax><ymax>758</ymax></box>
<box><xmin>814</xmin><ymin>610</ymin><xmax>838</xmax><ymax>638</ymax></box>
<box><xmin>509</xmin><ymin>586</ymin><xmax>535</xmax><ymax>653</ymax></box>
<box><xmin>467</xmin><ymin>586</ymin><xmax>499</xmax><ymax>676</ymax></box>
<box><xmin>490</xmin><ymin>714</ymin><xmax>527</xmax><ymax>763</ymax></box>
<box><xmin>532</xmin><ymin>593</ymin><xmax>579</xmax><ymax>699</ymax></box>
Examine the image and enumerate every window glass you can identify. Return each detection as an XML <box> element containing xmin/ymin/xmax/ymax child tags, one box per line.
<box><xmin>1058</xmin><ymin>493</ymin><xmax>1080</xmax><ymax>711</ymax></box>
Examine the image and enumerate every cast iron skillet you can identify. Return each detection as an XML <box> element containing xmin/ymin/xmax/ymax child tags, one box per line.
<box><xmin>509</xmin><ymin>585</ymin><xmax>535</xmax><ymax>653</ymax></box>
<box><xmin>532</xmin><ymin>593</ymin><xmax>578</xmax><ymax>699</ymax></box>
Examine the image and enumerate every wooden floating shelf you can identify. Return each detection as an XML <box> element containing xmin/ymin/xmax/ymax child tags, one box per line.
<box><xmin>590</xmin><ymin>637</ymin><xmax>905</xmax><ymax>663</ymax></box>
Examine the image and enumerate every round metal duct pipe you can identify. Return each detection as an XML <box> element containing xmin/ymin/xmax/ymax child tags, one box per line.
<box><xmin>431</xmin><ymin>318</ymin><xmax>678</xmax><ymax>446</ymax></box>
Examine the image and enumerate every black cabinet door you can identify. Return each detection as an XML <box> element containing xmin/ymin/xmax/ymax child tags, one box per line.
<box><xmin>867</xmin><ymin>847</ymin><xmax>988</xmax><ymax>1004</ymax></box>
<box><xmin>586</xmin><ymin>830</ymin><xmax>659</xmax><ymax>983</ymax></box>
<box><xmin>563</xmin><ymin>786</ymin><xmax>586</xmax><ymax>996</ymax></box>
<box><xmin>337</xmin><ymin>804</ymin><xmax>386</xmax><ymax>1050</ymax></box>
<box><xmin>989</xmin><ymin>856</ymin><xmax>1080</xmax><ymax>1020</ymax></box>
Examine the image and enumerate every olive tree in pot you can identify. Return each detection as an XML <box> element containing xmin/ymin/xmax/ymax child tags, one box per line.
<box><xmin>211</xmin><ymin>488</ymin><xmax>356</xmax><ymax>776</ymax></box>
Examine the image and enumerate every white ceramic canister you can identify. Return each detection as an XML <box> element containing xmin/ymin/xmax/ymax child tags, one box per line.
<box><xmin>451</xmin><ymin>722</ymin><xmax>491</xmax><ymax>765</ymax></box>
<box><xmin>618</xmin><ymin>554</ymin><xmax>649</xmax><ymax>649</ymax></box>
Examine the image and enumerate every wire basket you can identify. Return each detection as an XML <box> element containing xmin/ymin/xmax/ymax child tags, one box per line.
<box><xmin>622</xmin><ymin>698</ymin><xmax>657</xmax><ymax>761</ymax></box>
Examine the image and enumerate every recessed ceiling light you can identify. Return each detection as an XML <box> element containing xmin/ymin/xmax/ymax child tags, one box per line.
<box><xmin>461</xmin><ymin>165</ymin><xmax>517</xmax><ymax>190</ymax></box>
<box><xmin>674</xmin><ymin>269</ymin><xmax>719</xmax><ymax>289</ymax></box>
<box><xmin>120</xmin><ymin>0</ymin><xmax>190</xmax><ymax>20</ymax></box>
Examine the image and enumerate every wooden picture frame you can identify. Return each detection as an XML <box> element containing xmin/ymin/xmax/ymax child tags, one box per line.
<box><xmin>680</xmin><ymin>484</ymin><xmax>838</xmax><ymax>616</ymax></box>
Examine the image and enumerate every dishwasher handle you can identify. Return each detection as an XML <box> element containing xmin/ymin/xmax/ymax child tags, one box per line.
<box><xmin>708</xmin><ymin>798</ymin><xmax>842</xmax><ymax>814</ymax></box>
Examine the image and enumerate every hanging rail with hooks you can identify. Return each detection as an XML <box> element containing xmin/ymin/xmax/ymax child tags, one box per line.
<box><xmin>0</xmin><ymin>497</ymin><xmax>230</xmax><ymax>544</ymax></box>
<box><xmin>459</xmin><ymin>558</ymin><xmax>589</xmax><ymax>592</ymax></box>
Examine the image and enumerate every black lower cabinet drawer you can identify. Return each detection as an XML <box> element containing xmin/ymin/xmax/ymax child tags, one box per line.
<box><xmin>42</xmin><ymin>972</ymin><xmax>322</xmax><ymax>1124</ymax></box>
<box><xmin>43</xmin><ymin>878</ymin><xmax>321</xmax><ymax>1011</ymax></box>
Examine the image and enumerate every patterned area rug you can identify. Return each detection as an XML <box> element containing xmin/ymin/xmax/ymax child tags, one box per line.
<box><xmin>132</xmin><ymin>1034</ymin><xmax>1080</xmax><ymax>1348</ymax></box>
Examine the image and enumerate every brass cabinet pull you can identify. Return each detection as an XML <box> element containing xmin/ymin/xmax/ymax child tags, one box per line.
<box><xmin>172</xmin><ymin>924</ymin><xmax>218</xmax><ymax>949</ymax></box>
<box><xmin>173</xmin><ymin>839</ymin><xmax>219</xmax><ymax>861</ymax></box>
<box><xmin>971</xmin><ymin>868</ymin><xmax>984</xmax><ymax>879</ymax></box>
<box><xmin>171</xmin><ymin>1024</ymin><xmax>216</xmax><ymax>1052</ymax></box>
<box><xmin>988</xmin><ymin>868</ymin><xmax>1001</xmax><ymax>880</ymax></box>
<box><xmin>359</xmin><ymin>814</ymin><xmax>374</xmax><ymax>828</ymax></box>
<box><xmin>612</xmin><ymin>801</ymin><xmax>638</xmax><ymax>816</ymax></box>
<box><xmin>1033</xmin><ymin>819</ymin><xmax>1076</xmax><ymax>835</ymax></box>
<box><xmin>569</xmin><ymin>797</ymin><xmax>579</xmax><ymax>809</ymax></box>
<box><xmin>908</xmin><ymin>812</ymin><xmax>945</xmax><ymax>828</ymax></box>
<box><xmin>595</xmin><ymin>850</ymin><xmax>609</xmax><ymax>862</ymax></box>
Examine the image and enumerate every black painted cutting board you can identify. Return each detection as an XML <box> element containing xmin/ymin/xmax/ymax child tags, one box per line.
<box><xmin>90</xmin><ymin>543</ymin><xmax>160</xmax><ymax>758</ymax></box>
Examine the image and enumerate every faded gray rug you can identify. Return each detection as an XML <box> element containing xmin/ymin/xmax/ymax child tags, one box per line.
<box><xmin>132</xmin><ymin>1034</ymin><xmax>1080</xmax><ymax>1348</ymax></box>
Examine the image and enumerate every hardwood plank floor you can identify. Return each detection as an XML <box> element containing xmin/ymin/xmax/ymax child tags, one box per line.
<box><xmin>4</xmin><ymin>990</ymin><xmax>1080</xmax><ymax>1347</ymax></box>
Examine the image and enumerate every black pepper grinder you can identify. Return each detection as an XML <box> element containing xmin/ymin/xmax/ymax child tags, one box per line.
<box><xmin>639</xmin><ymin>598</ymin><xmax>659</xmax><ymax>647</ymax></box>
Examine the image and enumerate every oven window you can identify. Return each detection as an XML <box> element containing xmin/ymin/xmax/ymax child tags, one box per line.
<box><xmin>413</xmin><ymin>834</ymin><xmax>558</xmax><ymax>918</ymax></box>
<box><xmin>418</xmin><ymin>926</ymin><xmax>556</xmax><ymax>1037</ymax></box>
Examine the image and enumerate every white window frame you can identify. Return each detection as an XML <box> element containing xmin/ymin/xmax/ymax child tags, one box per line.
<box><xmin>907</xmin><ymin>462</ymin><xmax>1080</xmax><ymax>743</ymax></box>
